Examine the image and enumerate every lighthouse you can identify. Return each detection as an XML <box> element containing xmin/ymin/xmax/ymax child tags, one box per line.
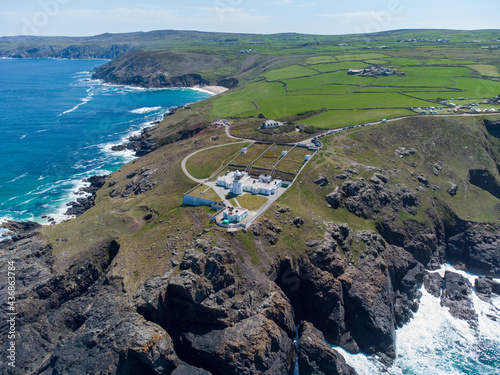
<box><xmin>230</xmin><ymin>170</ymin><xmax>243</xmax><ymax>195</ymax></box>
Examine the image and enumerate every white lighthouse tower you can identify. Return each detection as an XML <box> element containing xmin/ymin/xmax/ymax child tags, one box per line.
<box><xmin>230</xmin><ymin>170</ymin><xmax>243</xmax><ymax>195</ymax></box>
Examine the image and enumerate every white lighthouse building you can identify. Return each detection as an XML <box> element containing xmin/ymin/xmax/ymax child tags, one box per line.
<box><xmin>230</xmin><ymin>170</ymin><xmax>244</xmax><ymax>195</ymax></box>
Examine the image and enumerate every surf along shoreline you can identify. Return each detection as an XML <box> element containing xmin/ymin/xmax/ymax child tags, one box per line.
<box><xmin>0</xmin><ymin>65</ymin><xmax>226</xmax><ymax>230</ymax></box>
<box><xmin>60</xmin><ymin>81</ymin><xmax>227</xmax><ymax>225</ymax></box>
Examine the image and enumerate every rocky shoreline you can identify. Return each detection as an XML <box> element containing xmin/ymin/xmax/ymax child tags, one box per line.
<box><xmin>64</xmin><ymin>175</ymin><xmax>108</xmax><ymax>217</ymax></box>
<box><xmin>110</xmin><ymin>127</ymin><xmax>158</xmax><ymax>157</ymax></box>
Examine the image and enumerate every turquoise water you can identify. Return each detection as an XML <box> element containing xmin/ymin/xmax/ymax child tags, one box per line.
<box><xmin>0</xmin><ymin>58</ymin><xmax>211</xmax><ymax>223</ymax></box>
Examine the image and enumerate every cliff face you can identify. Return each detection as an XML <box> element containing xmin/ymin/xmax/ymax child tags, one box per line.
<box><xmin>2</xmin><ymin>206</ymin><xmax>498</xmax><ymax>374</ymax></box>
<box><xmin>0</xmin><ymin>43</ymin><xmax>130</xmax><ymax>60</ymax></box>
<box><xmin>90</xmin><ymin>50</ymin><xmax>241</xmax><ymax>89</ymax></box>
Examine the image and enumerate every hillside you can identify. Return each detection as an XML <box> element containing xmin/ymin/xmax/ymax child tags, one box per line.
<box><xmin>1</xmin><ymin>29</ymin><xmax>500</xmax><ymax>374</ymax></box>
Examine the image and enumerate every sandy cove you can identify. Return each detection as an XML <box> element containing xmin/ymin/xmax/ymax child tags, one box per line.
<box><xmin>193</xmin><ymin>85</ymin><xmax>229</xmax><ymax>95</ymax></box>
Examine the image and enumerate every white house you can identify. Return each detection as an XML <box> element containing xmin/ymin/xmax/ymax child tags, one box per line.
<box><xmin>217</xmin><ymin>171</ymin><xmax>282</xmax><ymax>197</ymax></box>
<box><xmin>223</xmin><ymin>208</ymin><xmax>248</xmax><ymax>223</ymax></box>
<box><xmin>260</xmin><ymin>120</ymin><xmax>284</xmax><ymax>129</ymax></box>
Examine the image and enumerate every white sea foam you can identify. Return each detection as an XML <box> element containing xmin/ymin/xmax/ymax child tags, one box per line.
<box><xmin>130</xmin><ymin>106</ymin><xmax>162</xmax><ymax>114</ymax></box>
<box><xmin>330</xmin><ymin>346</ymin><xmax>383</xmax><ymax>375</ymax></box>
<box><xmin>385</xmin><ymin>265</ymin><xmax>500</xmax><ymax>375</ymax></box>
<box><xmin>8</xmin><ymin>172</ymin><xmax>28</xmax><ymax>183</ymax></box>
<box><xmin>20</xmin><ymin>129</ymin><xmax>49</xmax><ymax>140</ymax></box>
<box><xmin>60</xmin><ymin>91</ymin><xmax>94</xmax><ymax>115</ymax></box>
<box><xmin>328</xmin><ymin>263</ymin><xmax>500</xmax><ymax>375</ymax></box>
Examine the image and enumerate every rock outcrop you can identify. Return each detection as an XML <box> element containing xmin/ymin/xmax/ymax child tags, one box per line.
<box><xmin>441</xmin><ymin>271</ymin><xmax>478</xmax><ymax>325</ymax></box>
<box><xmin>111</xmin><ymin>131</ymin><xmax>157</xmax><ymax>157</ymax></box>
<box><xmin>326</xmin><ymin>176</ymin><xmax>419</xmax><ymax>220</ymax></box>
<box><xmin>297</xmin><ymin>321</ymin><xmax>357</xmax><ymax>375</ymax></box>
<box><xmin>134</xmin><ymin>241</ymin><xmax>296</xmax><ymax>374</ymax></box>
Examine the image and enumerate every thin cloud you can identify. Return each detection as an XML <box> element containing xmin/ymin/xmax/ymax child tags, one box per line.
<box><xmin>319</xmin><ymin>11</ymin><xmax>386</xmax><ymax>18</ymax></box>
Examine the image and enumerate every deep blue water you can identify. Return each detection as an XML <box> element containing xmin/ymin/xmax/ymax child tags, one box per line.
<box><xmin>0</xmin><ymin>58</ymin><xmax>211</xmax><ymax>223</ymax></box>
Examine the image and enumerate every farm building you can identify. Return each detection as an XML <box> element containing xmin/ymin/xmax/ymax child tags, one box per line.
<box><xmin>260</xmin><ymin>120</ymin><xmax>284</xmax><ymax>129</ymax></box>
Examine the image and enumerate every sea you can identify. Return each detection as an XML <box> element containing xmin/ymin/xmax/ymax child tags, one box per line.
<box><xmin>0</xmin><ymin>58</ymin><xmax>211</xmax><ymax>225</ymax></box>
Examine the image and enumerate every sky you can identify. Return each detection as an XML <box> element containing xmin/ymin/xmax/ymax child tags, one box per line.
<box><xmin>1</xmin><ymin>0</ymin><xmax>499</xmax><ymax>37</ymax></box>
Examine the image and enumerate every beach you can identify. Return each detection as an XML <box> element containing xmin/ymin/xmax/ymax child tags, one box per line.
<box><xmin>193</xmin><ymin>85</ymin><xmax>229</xmax><ymax>95</ymax></box>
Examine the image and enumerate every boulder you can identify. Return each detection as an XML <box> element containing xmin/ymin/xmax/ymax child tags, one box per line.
<box><xmin>423</xmin><ymin>272</ymin><xmax>443</xmax><ymax>298</ymax></box>
<box><xmin>325</xmin><ymin>187</ymin><xmax>343</xmax><ymax>208</ymax></box>
<box><xmin>448</xmin><ymin>183</ymin><xmax>458</xmax><ymax>196</ymax></box>
<box><xmin>297</xmin><ymin>321</ymin><xmax>357</xmax><ymax>375</ymax></box>
<box><xmin>314</xmin><ymin>175</ymin><xmax>330</xmax><ymax>187</ymax></box>
<box><xmin>441</xmin><ymin>271</ymin><xmax>477</xmax><ymax>325</ymax></box>
<box><xmin>179</xmin><ymin>315</ymin><xmax>294</xmax><ymax>375</ymax></box>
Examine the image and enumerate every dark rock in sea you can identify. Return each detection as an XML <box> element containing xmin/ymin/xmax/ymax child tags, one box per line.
<box><xmin>423</xmin><ymin>272</ymin><xmax>443</xmax><ymax>298</ymax></box>
<box><xmin>297</xmin><ymin>321</ymin><xmax>357</xmax><ymax>375</ymax></box>
<box><xmin>445</xmin><ymin>224</ymin><xmax>500</xmax><ymax>277</ymax></box>
<box><xmin>112</xmin><ymin>130</ymin><xmax>157</xmax><ymax>157</ymax></box>
<box><xmin>178</xmin><ymin>314</ymin><xmax>294</xmax><ymax>375</ymax></box>
<box><xmin>0</xmin><ymin>220</ymin><xmax>42</xmax><ymax>242</ymax></box>
<box><xmin>475</xmin><ymin>276</ymin><xmax>493</xmax><ymax>301</ymax></box>
<box><xmin>441</xmin><ymin>271</ymin><xmax>477</xmax><ymax>325</ymax></box>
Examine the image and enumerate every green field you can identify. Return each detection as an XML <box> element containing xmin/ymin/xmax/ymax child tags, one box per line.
<box><xmin>335</xmin><ymin>53</ymin><xmax>388</xmax><ymax>61</ymax></box>
<box><xmin>289</xmin><ymin>84</ymin><xmax>357</xmax><ymax>95</ymax></box>
<box><xmin>302</xmin><ymin>109</ymin><xmax>416</xmax><ymax>128</ymax></box>
<box><xmin>355</xmin><ymin>86</ymin><xmax>459</xmax><ymax>93</ymax></box>
<box><xmin>383</xmin><ymin>57</ymin><xmax>425</xmax><ymax>66</ymax></box>
<box><xmin>262</xmin><ymin>65</ymin><xmax>318</xmax><ymax>81</ymax></box>
<box><xmin>253</xmin><ymin>145</ymin><xmax>292</xmax><ymax>169</ymax></box>
<box><xmin>412</xmin><ymin>77</ymin><xmax>500</xmax><ymax>100</ymax></box>
<box><xmin>307</xmin><ymin>61</ymin><xmax>369</xmax><ymax>72</ymax></box>
<box><xmin>209</xmin><ymin>81</ymin><xmax>285</xmax><ymax>117</ymax></box>
<box><xmin>188</xmin><ymin>185</ymin><xmax>221</xmax><ymax>202</ymax></box>
<box><xmin>284</xmin><ymin>70</ymin><xmax>376</xmax><ymax>90</ymax></box>
<box><xmin>186</xmin><ymin>142</ymin><xmax>251</xmax><ymax>179</ymax></box>
<box><xmin>373</xmin><ymin>66</ymin><xmax>472</xmax><ymax>87</ymax></box>
<box><xmin>300</xmin><ymin>56</ymin><xmax>338</xmax><ymax>65</ymax></box>
<box><xmin>236</xmin><ymin>194</ymin><xmax>269</xmax><ymax>211</ymax></box>
<box><xmin>275</xmin><ymin>147</ymin><xmax>311</xmax><ymax>174</ymax></box>
<box><xmin>245</xmin><ymin>93</ymin><xmax>433</xmax><ymax>119</ymax></box>
<box><xmin>198</xmin><ymin>30</ymin><xmax>500</xmax><ymax>132</ymax></box>
<box><xmin>231</xmin><ymin>143</ymin><xmax>273</xmax><ymax>166</ymax></box>
<box><xmin>467</xmin><ymin>65</ymin><xmax>500</xmax><ymax>77</ymax></box>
